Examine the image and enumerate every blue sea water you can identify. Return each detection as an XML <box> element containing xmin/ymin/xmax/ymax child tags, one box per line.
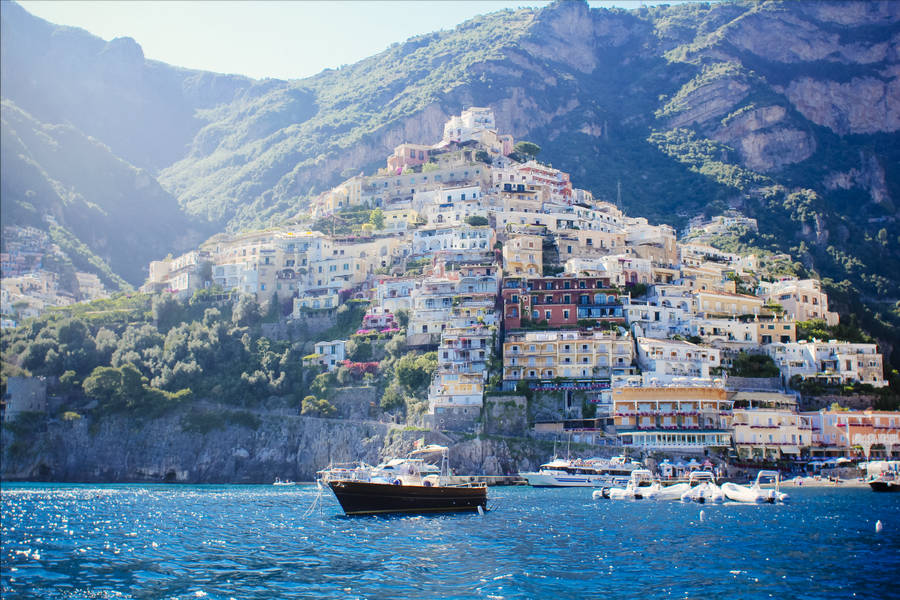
<box><xmin>1</xmin><ymin>483</ymin><xmax>898</xmax><ymax>599</ymax></box>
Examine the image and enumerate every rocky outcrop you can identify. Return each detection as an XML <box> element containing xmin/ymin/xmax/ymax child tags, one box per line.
<box><xmin>667</xmin><ymin>78</ymin><xmax>750</xmax><ymax>129</ymax></box>
<box><xmin>723</xmin><ymin>9</ymin><xmax>896</xmax><ymax>64</ymax></box>
<box><xmin>0</xmin><ymin>406</ymin><xmax>565</xmax><ymax>483</ymax></box>
<box><xmin>785</xmin><ymin>76</ymin><xmax>900</xmax><ymax>135</ymax></box>
<box><xmin>824</xmin><ymin>151</ymin><xmax>894</xmax><ymax>210</ymax></box>
<box><xmin>714</xmin><ymin>105</ymin><xmax>815</xmax><ymax>172</ymax></box>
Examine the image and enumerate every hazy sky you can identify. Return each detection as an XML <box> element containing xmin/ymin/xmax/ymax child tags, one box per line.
<box><xmin>15</xmin><ymin>1</ymin><xmax>673</xmax><ymax>80</ymax></box>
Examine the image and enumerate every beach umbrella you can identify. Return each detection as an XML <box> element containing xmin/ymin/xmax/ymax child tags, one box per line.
<box><xmin>835</xmin><ymin>457</ymin><xmax>851</xmax><ymax>464</ymax></box>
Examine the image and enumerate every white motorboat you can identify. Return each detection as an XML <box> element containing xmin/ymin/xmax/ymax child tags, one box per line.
<box><xmin>651</xmin><ymin>481</ymin><xmax>692</xmax><ymax>501</ymax></box>
<box><xmin>680</xmin><ymin>471</ymin><xmax>725</xmax><ymax>504</ymax></box>
<box><xmin>521</xmin><ymin>455</ymin><xmax>641</xmax><ymax>488</ymax></box>
<box><xmin>273</xmin><ymin>478</ymin><xmax>296</xmax><ymax>486</ymax></box>
<box><xmin>721</xmin><ymin>470</ymin><xmax>788</xmax><ymax>503</ymax></box>
<box><xmin>594</xmin><ymin>469</ymin><xmax>656</xmax><ymax>500</ymax></box>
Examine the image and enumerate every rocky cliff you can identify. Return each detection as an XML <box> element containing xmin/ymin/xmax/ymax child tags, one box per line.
<box><xmin>0</xmin><ymin>406</ymin><xmax>560</xmax><ymax>483</ymax></box>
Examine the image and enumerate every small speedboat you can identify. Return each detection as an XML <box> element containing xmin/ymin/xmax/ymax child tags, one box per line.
<box><xmin>680</xmin><ymin>471</ymin><xmax>724</xmax><ymax>504</ymax></box>
<box><xmin>273</xmin><ymin>478</ymin><xmax>296</xmax><ymax>486</ymax></box>
<box><xmin>722</xmin><ymin>470</ymin><xmax>788</xmax><ymax>503</ymax></box>
<box><xmin>594</xmin><ymin>469</ymin><xmax>656</xmax><ymax>500</ymax></box>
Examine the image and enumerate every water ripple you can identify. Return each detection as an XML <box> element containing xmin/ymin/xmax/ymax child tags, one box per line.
<box><xmin>2</xmin><ymin>484</ymin><xmax>898</xmax><ymax>599</ymax></box>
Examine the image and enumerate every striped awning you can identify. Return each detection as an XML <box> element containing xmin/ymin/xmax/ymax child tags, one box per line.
<box><xmin>780</xmin><ymin>446</ymin><xmax>801</xmax><ymax>455</ymax></box>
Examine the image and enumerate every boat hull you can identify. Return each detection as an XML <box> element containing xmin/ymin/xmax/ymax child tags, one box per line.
<box><xmin>519</xmin><ymin>472</ymin><xmax>630</xmax><ymax>488</ymax></box>
<box><xmin>869</xmin><ymin>480</ymin><xmax>900</xmax><ymax>492</ymax></box>
<box><xmin>328</xmin><ymin>480</ymin><xmax>487</xmax><ymax>515</ymax></box>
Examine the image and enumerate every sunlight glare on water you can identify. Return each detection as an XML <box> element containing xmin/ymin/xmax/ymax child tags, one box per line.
<box><xmin>2</xmin><ymin>484</ymin><xmax>898</xmax><ymax>599</ymax></box>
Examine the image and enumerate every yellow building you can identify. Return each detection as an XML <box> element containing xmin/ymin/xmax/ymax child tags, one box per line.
<box><xmin>503</xmin><ymin>330</ymin><xmax>634</xmax><ymax>381</ymax></box>
<box><xmin>612</xmin><ymin>386</ymin><xmax>732</xmax><ymax>450</ymax></box>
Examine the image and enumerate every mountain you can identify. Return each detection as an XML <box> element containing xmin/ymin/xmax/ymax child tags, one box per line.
<box><xmin>1</xmin><ymin>0</ymin><xmax>898</xmax><ymax>361</ymax></box>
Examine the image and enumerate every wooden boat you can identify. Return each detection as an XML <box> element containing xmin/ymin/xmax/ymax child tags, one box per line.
<box><xmin>323</xmin><ymin>445</ymin><xmax>488</xmax><ymax>516</ymax></box>
<box><xmin>328</xmin><ymin>479</ymin><xmax>487</xmax><ymax>515</ymax></box>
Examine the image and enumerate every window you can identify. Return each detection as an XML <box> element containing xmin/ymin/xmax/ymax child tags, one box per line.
<box><xmin>564</xmin><ymin>310</ymin><xmax>570</xmax><ymax>320</ymax></box>
<box><xmin>545</xmin><ymin>310</ymin><xmax>551</xmax><ymax>320</ymax></box>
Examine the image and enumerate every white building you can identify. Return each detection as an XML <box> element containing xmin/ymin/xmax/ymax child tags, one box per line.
<box><xmin>766</xmin><ymin>340</ymin><xmax>886</xmax><ymax>387</ymax></box>
<box><xmin>635</xmin><ymin>337</ymin><xmax>721</xmax><ymax>381</ymax></box>
<box><xmin>758</xmin><ymin>278</ymin><xmax>839</xmax><ymax>326</ymax></box>
<box><xmin>312</xmin><ymin>340</ymin><xmax>347</xmax><ymax>371</ymax></box>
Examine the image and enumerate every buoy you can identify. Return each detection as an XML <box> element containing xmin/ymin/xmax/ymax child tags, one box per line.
<box><xmin>477</xmin><ymin>505</ymin><xmax>485</xmax><ymax>516</ymax></box>
<box><xmin>700</xmin><ymin>510</ymin><xmax>706</xmax><ymax>522</ymax></box>
<box><xmin>876</xmin><ymin>520</ymin><xmax>883</xmax><ymax>533</ymax></box>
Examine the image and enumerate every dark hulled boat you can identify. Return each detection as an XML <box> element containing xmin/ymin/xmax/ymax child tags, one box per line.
<box><xmin>869</xmin><ymin>475</ymin><xmax>900</xmax><ymax>492</ymax></box>
<box><xmin>328</xmin><ymin>479</ymin><xmax>487</xmax><ymax>515</ymax></box>
<box><xmin>320</xmin><ymin>444</ymin><xmax>488</xmax><ymax>516</ymax></box>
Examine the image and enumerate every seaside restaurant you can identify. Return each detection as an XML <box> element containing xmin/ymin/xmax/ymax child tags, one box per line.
<box><xmin>802</xmin><ymin>409</ymin><xmax>900</xmax><ymax>459</ymax></box>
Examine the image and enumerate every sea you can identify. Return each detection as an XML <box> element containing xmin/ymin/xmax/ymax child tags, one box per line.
<box><xmin>1</xmin><ymin>483</ymin><xmax>898</xmax><ymax>600</ymax></box>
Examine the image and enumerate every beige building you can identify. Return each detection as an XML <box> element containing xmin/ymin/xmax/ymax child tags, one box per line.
<box><xmin>759</xmin><ymin>278</ymin><xmax>839</xmax><ymax>326</ymax></box>
<box><xmin>503</xmin><ymin>234</ymin><xmax>542</xmax><ymax>276</ymax></box>
<box><xmin>693</xmin><ymin>290</ymin><xmax>765</xmax><ymax>318</ymax></box>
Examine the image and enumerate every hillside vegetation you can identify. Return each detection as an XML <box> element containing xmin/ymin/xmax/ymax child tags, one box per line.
<box><xmin>1</xmin><ymin>0</ymin><xmax>897</xmax><ymax>364</ymax></box>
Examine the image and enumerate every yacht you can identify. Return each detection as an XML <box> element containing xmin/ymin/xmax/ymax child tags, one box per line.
<box><xmin>520</xmin><ymin>456</ymin><xmax>642</xmax><ymax>488</ymax></box>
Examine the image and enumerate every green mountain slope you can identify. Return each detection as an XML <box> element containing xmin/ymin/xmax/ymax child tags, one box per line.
<box><xmin>1</xmin><ymin>0</ymin><xmax>898</xmax><ymax>365</ymax></box>
<box><xmin>0</xmin><ymin>100</ymin><xmax>203</xmax><ymax>287</ymax></box>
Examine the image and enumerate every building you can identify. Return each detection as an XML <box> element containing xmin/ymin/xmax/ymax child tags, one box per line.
<box><xmin>503</xmin><ymin>234</ymin><xmax>542</xmax><ymax>276</ymax></box>
<box><xmin>311</xmin><ymin>340</ymin><xmax>348</xmax><ymax>371</ymax></box>
<box><xmin>759</xmin><ymin>278</ymin><xmax>839</xmax><ymax>326</ymax></box>
<box><xmin>2</xmin><ymin>377</ymin><xmax>48</xmax><ymax>422</ymax></box>
<box><xmin>611</xmin><ymin>385</ymin><xmax>732</xmax><ymax>450</ymax></box>
<box><xmin>501</xmin><ymin>275</ymin><xmax>622</xmax><ymax>330</ymax></box>
<box><xmin>766</xmin><ymin>340</ymin><xmax>886</xmax><ymax>387</ymax></box>
<box><xmin>693</xmin><ymin>290</ymin><xmax>766</xmax><ymax>318</ymax></box>
<box><xmin>801</xmin><ymin>409</ymin><xmax>900</xmax><ymax>458</ymax></box>
<box><xmin>502</xmin><ymin>330</ymin><xmax>634</xmax><ymax>382</ymax></box>
<box><xmin>730</xmin><ymin>391</ymin><xmax>807</xmax><ymax>460</ymax></box>
<box><xmin>635</xmin><ymin>337</ymin><xmax>722</xmax><ymax>382</ymax></box>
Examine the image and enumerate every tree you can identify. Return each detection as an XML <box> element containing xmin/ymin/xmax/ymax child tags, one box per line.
<box><xmin>513</xmin><ymin>141</ymin><xmax>541</xmax><ymax>159</ymax></box>
<box><xmin>232</xmin><ymin>295</ymin><xmax>261</xmax><ymax>327</ymax></box>
<box><xmin>465</xmin><ymin>215</ymin><xmax>489</xmax><ymax>226</ymax></box>
<box><xmin>369</xmin><ymin>207</ymin><xmax>385</xmax><ymax>230</ymax></box>
<box><xmin>83</xmin><ymin>366</ymin><xmax>123</xmax><ymax>407</ymax></box>
<box><xmin>301</xmin><ymin>395</ymin><xmax>336</xmax><ymax>417</ymax></box>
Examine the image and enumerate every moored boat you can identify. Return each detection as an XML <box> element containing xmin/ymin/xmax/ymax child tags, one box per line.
<box><xmin>594</xmin><ymin>469</ymin><xmax>656</xmax><ymax>500</ymax></box>
<box><xmin>869</xmin><ymin>472</ymin><xmax>900</xmax><ymax>492</ymax></box>
<box><xmin>520</xmin><ymin>455</ymin><xmax>641</xmax><ymax>488</ymax></box>
<box><xmin>722</xmin><ymin>470</ymin><xmax>788</xmax><ymax>503</ymax></box>
<box><xmin>680</xmin><ymin>471</ymin><xmax>725</xmax><ymax>504</ymax></box>
<box><xmin>323</xmin><ymin>445</ymin><xmax>487</xmax><ymax>516</ymax></box>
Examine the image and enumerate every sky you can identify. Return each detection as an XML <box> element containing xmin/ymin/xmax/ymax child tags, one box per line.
<box><xmin>14</xmin><ymin>0</ymin><xmax>677</xmax><ymax>81</ymax></box>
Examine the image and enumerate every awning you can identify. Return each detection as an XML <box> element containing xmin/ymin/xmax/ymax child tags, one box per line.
<box><xmin>780</xmin><ymin>446</ymin><xmax>801</xmax><ymax>455</ymax></box>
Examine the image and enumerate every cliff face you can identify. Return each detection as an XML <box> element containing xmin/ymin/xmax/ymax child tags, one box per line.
<box><xmin>1</xmin><ymin>408</ymin><xmax>555</xmax><ymax>483</ymax></box>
